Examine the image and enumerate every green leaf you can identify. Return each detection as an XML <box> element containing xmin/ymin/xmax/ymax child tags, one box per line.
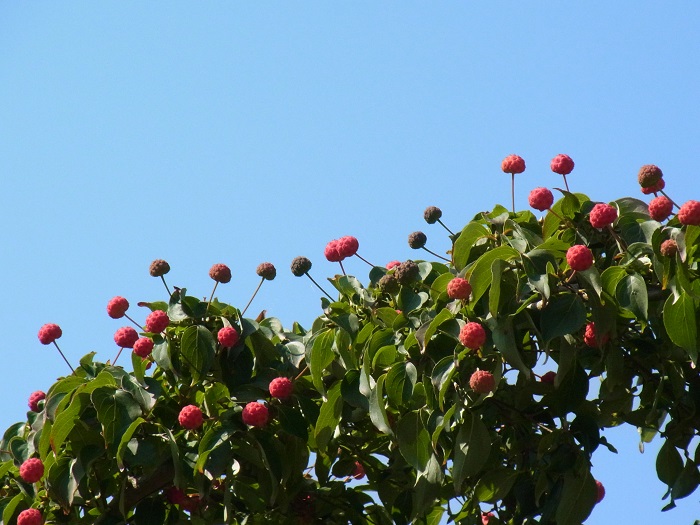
<box><xmin>50</xmin><ymin>392</ymin><xmax>91</xmax><ymax>454</ymax></box>
<box><xmin>466</xmin><ymin>246</ymin><xmax>520</xmax><ymax>305</ymax></box>
<box><xmin>309</xmin><ymin>330</ymin><xmax>335</xmax><ymax>395</ymax></box>
<box><xmin>431</xmin><ymin>356</ymin><xmax>456</xmax><ymax>411</ymax></box>
<box><xmin>540</xmin><ymin>293</ymin><xmax>586</xmax><ymax>343</ymax></box>
<box><xmin>195</xmin><ymin>423</ymin><xmax>237</xmax><ymax>475</ymax></box>
<box><xmin>385</xmin><ymin>362</ymin><xmax>417</xmax><ymax>408</ymax></box>
<box><xmin>396</xmin><ymin>411</ymin><xmax>431</xmax><ymax>471</ymax></box>
<box><xmin>453</xmin><ymin>222</ymin><xmax>490</xmax><ymax>271</ymax></box>
<box><xmin>486</xmin><ymin>315</ymin><xmax>532</xmax><ymax>378</ymax></box>
<box><xmin>314</xmin><ymin>382</ymin><xmax>343</xmax><ymax>453</ymax></box>
<box><xmin>657</xmin><ymin>440</ymin><xmax>684</xmax><ymax>487</ymax></box>
<box><xmin>474</xmin><ymin>468</ymin><xmax>518</xmax><ymax>503</ymax></box>
<box><xmin>116</xmin><ymin>417</ymin><xmax>146</xmax><ymax>470</ymax></box>
<box><xmin>91</xmin><ymin>387</ymin><xmax>142</xmax><ymax>449</ymax></box>
<box><xmin>555</xmin><ymin>470</ymin><xmax>597</xmax><ymax>525</ymax></box>
<box><xmin>46</xmin><ymin>455</ymin><xmax>79</xmax><ymax>510</ymax></box>
<box><xmin>180</xmin><ymin>325</ymin><xmax>216</xmax><ymax>380</ymax></box>
<box><xmin>663</xmin><ymin>294</ymin><xmax>698</xmax><ymax>362</ymax></box>
<box><xmin>601</xmin><ymin>266</ymin><xmax>627</xmax><ymax>298</ymax></box>
<box><xmin>452</xmin><ymin>412</ymin><xmax>491</xmax><ymax>491</ymax></box>
<box><xmin>369</xmin><ymin>374</ymin><xmax>393</xmax><ymax>435</ymax></box>
<box><xmin>2</xmin><ymin>494</ymin><xmax>26</xmax><ymax>524</ymax></box>
<box><xmin>489</xmin><ymin>259</ymin><xmax>507</xmax><ymax>318</ymax></box>
<box><xmin>671</xmin><ymin>460</ymin><xmax>700</xmax><ymax>500</ymax></box>
<box><xmin>616</xmin><ymin>273</ymin><xmax>648</xmax><ymax>322</ymax></box>
<box><xmin>422</xmin><ymin>308</ymin><xmax>454</xmax><ymax>351</ymax></box>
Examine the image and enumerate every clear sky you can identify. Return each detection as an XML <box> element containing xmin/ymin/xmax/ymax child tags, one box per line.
<box><xmin>1</xmin><ymin>3</ymin><xmax>698</xmax><ymax>523</ymax></box>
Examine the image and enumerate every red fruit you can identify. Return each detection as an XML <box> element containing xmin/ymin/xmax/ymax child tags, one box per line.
<box><xmin>269</xmin><ymin>377</ymin><xmax>293</xmax><ymax>399</ymax></box>
<box><xmin>180</xmin><ymin>494</ymin><xmax>200</xmax><ymax>512</ymax></box>
<box><xmin>540</xmin><ymin>371</ymin><xmax>556</xmax><ymax>384</ymax></box>
<box><xmin>648</xmin><ymin>196</ymin><xmax>674</xmax><ymax>222</ymax></box>
<box><xmin>550</xmin><ymin>154</ymin><xmax>575</xmax><ymax>175</ymax></box>
<box><xmin>217</xmin><ymin>326</ymin><xmax>239</xmax><ymax>347</ymax></box>
<box><xmin>37</xmin><ymin>323</ymin><xmax>62</xmax><ymax>345</ymax></box>
<box><xmin>583</xmin><ymin>322</ymin><xmax>609</xmax><ymax>348</ymax></box>
<box><xmin>242</xmin><ymin>402</ymin><xmax>269</xmax><ymax>428</ymax></box>
<box><xmin>256</xmin><ymin>262</ymin><xmax>277</xmax><ymax>280</ymax></box>
<box><xmin>339</xmin><ymin>236</ymin><xmax>359</xmax><ymax>258</ymax></box>
<box><xmin>447</xmin><ymin>278</ymin><xmax>472</xmax><ymax>300</ymax></box>
<box><xmin>17</xmin><ymin>509</ymin><xmax>42</xmax><ymax>525</ymax></box>
<box><xmin>178</xmin><ymin>405</ymin><xmax>203</xmax><ymax>430</ymax></box>
<box><xmin>324</xmin><ymin>240</ymin><xmax>343</xmax><ymax>262</ymax></box>
<box><xmin>459</xmin><ymin>322</ymin><xmax>487</xmax><ymax>350</ymax></box>
<box><xmin>133</xmin><ymin>337</ymin><xmax>154</xmax><ymax>358</ymax></box>
<box><xmin>660</xmin><ymin>239</ymin><xmax>678</xmax><ymax>257</ymax></box>
<box><xmin>209</xmin><ymin>263</ymin><xmax>232</xmax><ymax>283</ymax></box>
<box><xmin>386</xmin><ymin>261</ymin><xmax>401</xmax><ymax>270</ymax></box>
<box><xmin>19</xmin><ymin>458</ymin><xmax>44</xmax><ymax>483</ymax></box>
<box><xmin>145</xmin><ymin>310</ymin><xmax>169</xmax><ymax>333</ymax></box>
<box><xmin>528</xmin><ymin>187</ymin><xmax>554</xmax><ymax>211</ymax></box>
<box><xmin>107</xmin><ymin>296</ymin><xmax>129</xmax><ymax>319</ymax></box>
<box><xmin>482</xmin><ymin>512</ymin><xmax>495</xmax><ymax>525</ymax></box>
<box><xmin>470</xmin><ymin>370</ymin><xmax>496</xmax><ymax>394</ymax></box>
<box><xmin>166</xmin><ymin>486</ymin><xmax>186</xmax><ymax>505</ymax></box>
<box><xmin>352</xmin><ymin>461</ymin><xmax>365</xmax><ymax>479</ymax></box>
<box><xmin>28</xmin><ymin>391</ymin><xmax>46</xmax><ymax>412</ymax></box>
<box><xmin>501</xmin><ymin>154</ymin><xmax>526</xmax><ymax>174</ymax></box>
<box><xmin>114</xmin><ymin>327</ymin><xmax>139</xmax><ymax>348</ymax></box>
<box><xmin>637</xmin><ymin>164</ymin><xmax>663</xmax><ymax>188</ymax></box>
<box><xmin>641</xmin><ymin>178</ymin><xmax>665</xmax><ymax>195</ymax></box>
<box><xmin>566</xmin><ymin>245</ymin><xmax>594</xmax><ymax>271</ymax></box>
<box><xmin>589</xmin><ymin>203</ymin><xmax>617</xmax><ymax>228</ymax></box>
<box><xmin>595</xmin><ymin>479</ymin><xmax>605</xmax><ymax>503</ymax></box>
<box><xmin>678</xmin><ymin>200</ymin><xmax>700</xmax><ymax>226</ymax></box>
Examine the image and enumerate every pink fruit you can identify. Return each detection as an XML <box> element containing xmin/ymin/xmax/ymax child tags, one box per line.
<box><xmin>566</xmin><ymin>245</ymin><xmax>594</xmax><ymax>271</ymax></box>
<box><xmin>242</xmin><ymin>402</ymin><xmax>269</xmax><ymax>428</ymax></box>
<box><xmin>550</xmin><ymin>154</ymin><xmax>575</xmax><ymax>175</ymax></box>
<box><xmin>256</xmin><ymin>262</ymin><xmax>276</xmax><ymax>280</ymax></box>
<box><xmin>107</xmin><ymin>296</ymin><xmax>129</xmax><ymax>319</ymax></box>
<box><xmin>641</xmin><ymin>178</ymin><xmax>665</xmax><ymax>195</ymax></box>
<box><xmin>540</xmin><ymin>371</ymin><xmax>556</xmax><ymax>384</ymax></box>
<box><xmin>678</xmin><ymin>200</ymin><xmax>700</xmax><ymax>226</ymax></box>
<box><xmin>269</xmin><ymin>377</ymin><xmax>293</xmax><ymax>399</ymax></box>
<box><xmin>595</xmin><ymin>479</ymin><xmax>605</xmax><ymax>503</ymax></box>
<box><xmin>589</xmin><ymin>203</ymin><xmax>617</xmax><ymax>228</ymax></box>
<box><xmin>28</xmin><ymin>391</ymin><xmax>46</xmax><ymax>412</ymax></box>
<box><xmin>459</xmin><ymin>322</ymin><xmax>487</xmax><ymax>350</ymax></box>
<box><xmin>217</xmin><ymin>326</ymin><xmax>239</xmax><ymax>348</ymax></box>
<box><xmin>583</xmin><ymin>322</ymin><xmax>609</xmax><ymax>348</ymax></box>
<box><xmin>145</xmin><ymin>310</ymin><xmax>169</xmax><ymax>333</ymax></box>
<box><xmin>648</xmin><ymin>196</ymin><xmax>674</xmax><ymax>222</ymax></box>
<box><xmin>386</xmin><ymin>261</ymin><xmax>401</xmax><ymax>270</ymax></box>
<box><xmin>470</xmin><ymin>370</ymin><xmax>496</xmax><ymax>394</ymax></box>
<box><xmin>17</xmin><ymin>509</ymin><xmax>42</xmax><ymax>525</ymax></box>
<box><xmin>501</xmin><ymin>154</ymin><xmax>526</xmax><ymax>174</ymax></box>
<box><xmin>209</xmin><ymin>263</ymin><xmax>232</xmax><ymax>283</ymax></box>
<box><xmin>528</xmin><ymin>187</ymin><xmax>554</xmax><ymax>211</ymax></box>
<box><xmin>447</xmin><ymin>278</ymin><xmax>472</xmax><ymax>300</ymax></box>
<box><xmin>660</xmin><ymin>239</ymin><xmax>678</xmax><ymax>257</ymax></box>
<box><xmin>133</xmin><ymin>337</ymin><xmax>154</xmax><ymax>358</ymax></box>
<box><xmin>178</xmin><ymin>405</ymin><xmax>203</xmax><ymax>430</ymax></box>
<box><xmin>114</xmin><ymin>327</ymin><xmax>139</xmax><ymax>348</ymax></box>
<box><xmin>19</xmin><ymin>458</ymin><xmax>44</xmax><ymax>483</ymax></box>
<box><xmin>324</xmin><ymin>240</ymin><xmax>343</xmax><ymax>262</ymax></box>
<box><xmin>482</xmin><ymin>512</ymin><xmax>495</xmax><ymax>525</ymax></box>
<box><xmin>352</xmin><ymin>461</ymin><xmax>365</xmax><ymax>479</ymax></box>
<box><xmin>339</xmin><ymin>236</ymin><xmax>359</xmax><ymax>258</ymax></box>
<box><xmin>37</xmin><ymin>323</ymin><xmax>62</xmax><ymax>345</ymax></box>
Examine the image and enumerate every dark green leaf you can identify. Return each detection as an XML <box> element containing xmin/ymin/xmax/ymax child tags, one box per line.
<box><xmin>397</xmin><ymin>411</ymin><xmax>431</xmax><ymax>471</ymax></box>
<box><xmin>386</xmin><ymin>362</ymin><xmax>417</xmax><ymax>408</ymax></box>
<box><xmin>663</xmin><ymin>294</ymin><xmax>698</xmax><ymax>362</ymax></box>
<box><xmin>540</xmin><ymin>293</ymin><xmax>586</xmax><ymax>343</ymax></box>
<box><xmin>180</xmin><ymin>325</ymin><xmax>216</xmax><ymax>380</ymax></box>
<box><xmin>453</xmin><ymin>412</ymin><xmax>491</xmax><ymax>491</ymax></box>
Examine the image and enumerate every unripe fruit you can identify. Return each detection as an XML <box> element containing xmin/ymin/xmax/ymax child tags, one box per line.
<box><xmin>352</xmin><ymin>461</ymin><xmax>365</xmax><ymax>479</ymax></box>
<box><xmin>114</xmin><ymin>327</ymin><xmax>139</xmax><ymax>348</ymax></box>
<box><xmin>637</xmin><ymin>164</ymin><xmax>663</xmax><ymax>188</ymax></box>
<box><xmin>178</xmin><ymin>405</ymin><xmax>203</xmax><ymax>430</ymax></box>
<box><xmin>589</xmin><ymin>203</ymin><xmax>617</xmax><ymax>228</ymax></box>
<box><xmin>291</xmin><ymin>257</ymin><xmax>312</xmax><ymax>277</ymax></box>
<box><xmin>641</xmin><ymin>178</ymin><xmax>665</xmax><ymax>195</ymax></box>
<box><xmin>145</xmin><ymin>310</ymin><xmax>169</xmax><ymax>333</ymax></box>
<box><xmin>501</xmin><ymin>154</ymin><xmax>526</xmax><ymax>174</ymax></box>
<box><xmin>269</xmin><ymin>377</ymin><xmax>294</xmax><ymax>399</ymax></box>
<box><xmin>408</xmin><ymin>231</ymin><xmax>427</xmax><ymax>249</ymax></box>
<box><xmin>324</xmin><ymin>240</ymin><xmax>343</xmax><ymax>262</ymax></box>
<box><xmin>678</xmin><ymin>200</ymin><xmax>700</xmax><ymax>226</ymax></box>
<box><xmin>566</xmin><ymin>245</ymin><xmax>594</xmax><ymax>271</ymax></box>
<box><xmin>385</xmin><ymin>260</ymin><xmax>401</xmax><ymax>270</ymax></box>
<box><xmin>469</xmin><ymin>370</ymin><xmax>496</xmax><ymax>394</ymax></box>
<box><xmin>149</xmin><ymin>259</ymin><xmax>171</xmax><ymax>277</ymax></box>
<box><xmin>447</xmin><ymin>278</ymin><xmax>472</xmax><ymax>300</ymax></box>
<box><xmin>424</xmin><ymin>206</ymin><xmax>442</xmax><ymax>224</ymax></box>
<box><xmin>28</xmin><ymin>391</ymin><xmax>46</xmax><ymax>412</ymax></box>
<box><xmin>595</xmin><ymin>479</ymin><xmax>605</xmax><ymax>503</ymax></box>
<box><xmin>528</xmin><ymin>187</ymin><xmax>554</xmax><ymax>211</ymax></box>
<box><xmin>19</xmin><ymin>458</ymin><xmax>44</xmax><ymax>483</ymax></box>
<box><xmin>660</xmin><ymin>239</ymin><xmax>678</xmax><ymax>257</ymax></box>
<box><xmin>648</xmin><ymin>196</ymin><xmax>673</xmax><ymax>222</ymax></box>
<box><xmin>459</xmin><ymin>322</ymin><xmax>487</xmax><ymax>350</ymax></box>
<box><xmin>394</xmin><ymin>260</ymin><xmax>420</xmax><ymax>285</ymax></box>
<box><xmin>242</xmin><ymin>402</ymin><xmax>269</xmax><ymax>428</ymax></box>
<box><xmin>133</xmin><ymin>337</ymin><xmax>154</xmax><ymax>358</ymax></box>
<box><xmin>38</xmin><ymin>323</ymin><xmax>62</xmax><ymax>345</ymax></box>
<box><xmin>209</xmin><ymin>263</ymin><xmax>232</xmax><ymax>283</ymax></box>
<box><xmin>256</xmin><ymin>262</ymin><xmax>276</xmax><ymax>280</ymax></box>
<box><xmin>107</xmin><ymin>296</ymin><xmax>129</xmax><ymax>319</ymax></box>
<box><xmin>540</xmin><ymin>371</ymin><xmax>556</xmax><ymax>384</ymax></box>
<box><xmin>338</xmin><ymin>236</ymin><xmax>359</xmax><ymax>258</ymax></box>
<box><xmin>550</xmin><ymin>154</ymin><xmax>575</xmax><ymax>175</ymax></box>
<box><xmin>379</xmin><ymin>274</ymin><xmax>400</xmax><ymax>294</ymax></box>
<box><xmin>17</xmin><ymin>509</ymin><xmax>42</xmax><ymax>525</ymax></box>
<box><xmin>583</xmin><ymin>322</ymin><xmax>609</xmax><ymax>348</ymax></box>
<box><xmin>217</xmin><ymin>326</ymin><xmax>239</xmax><ymax>347</ymax></box>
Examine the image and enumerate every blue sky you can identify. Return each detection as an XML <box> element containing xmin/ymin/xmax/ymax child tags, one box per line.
<box><xmin>1</xmin><ymin>3</ymin><xmax>698</xmax><ymax>523</ymax></box>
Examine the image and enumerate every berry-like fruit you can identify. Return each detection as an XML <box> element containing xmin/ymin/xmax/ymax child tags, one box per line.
<box><xmin>256</xmin><ymin>262</ymin><xmax>276</xmax><ymax>280</ymax></box>
<box><xmin>19</xmin><ymin>458</ymin><xmax>44</xmax><ymax>483</ymax></box>
<box><xmin>424</xmin><ymin>206</ymin><xmax>442</xmax><ymax>224</ymax></box>
<box><xmin>469</xmin><ymin>370</ymin><xmax>496</xmax><ymax>394</ymax></box>
<box><xmin>501</xmin><ymin>154</ymin><xmax>526</xmax><ymax>174</ymax></box>
<box><xmin>149</xmin><ymin>259</ymin><xmax>171</xmax><ymax>277</ymax></box>
<box><xmin>114</xmin><ymin>327</ymin><xmax>139</xmax><ymax>348</ymax></box>
<box><xmin>550</xmin><ymin>154</ymin><xmax>575</xmax><ymax>175</ymax></box>
<box><xmin>242</xmin><ymin>402</ymin><xmax>269</xmax><ymax>428</ymax></box>
<box><xmin>209</xmin><ymin>263</ymin><xmax>232</xmax><ymax>283</ymax></box>
<box><xmin>459</xmin><ymin>322</ymin><xmax>487</xmax><ymax>350</ymax></box>
<box><xmin>352</xmin><ymin>461</ymin><xmax>365</xmax><ymax>479</ymax></box>
<box><xmin>338</xmin><ymin>236</ymin><xmax>359</xmax><ymax>258</ymax></box>
<box><xmin>408</xmin><ymin>231</ymin><xmax>427</xmax><ymax>249</ymax></box>
<box><xmin>107</xmin><ymin>296</ymin><xmax>129</xmax><ymax>319</ymax></box>
<box><xmin>379</xmin><ymin>274</ymin><xmax>400</xmax><ymax>294</ymax></box>
<box><xmin>566</xmin><ymin>245</ymin><xmax>594</xmax><ymax>271</ymax></box>
<box><xmin>447</xmin><ymin>278</ymin><xmax>472</xmax><ymax>300</ymax></box>
<box><xmin>133</xmin><ymin>337</ymin><xmax>154</xmax><ymax>358</ymax></box>
<box><xmin>595</xmin><ymin>479</ymin><xmax>605</xmax><ymax>503</ymax></box>
<box><xmin>38</xmin><ymin>323</ymin><xmax>62</xmax><ymax>345</ymax></box>
<box><xmin>324</xmin><ymin>240</ymin><xmax>343</xmax><ymax>262</ymax></box>
<box><xmin>589</xmin><ymin>203</ymin><xmax>617</xmax><ymax>228</ymax></box>
<box><xmin>385</xmin><ymin>260</ymin><xmax>400</xmax><ymax>270</ymax></box>
<box><xmin>145</xmin><ymin>310</ymin><xmax>169</xmax><ymax>333</ymax></box>
<box><xmin>394</xmin><ymin>260</ymin><xmax>420</xmax><ymax>285</ymax></box>
<box><xmin>17</xmin><ymin>509</ymin><xmax>42</xmax><ymax>525</ymax></box>
<box><xmin>178</xmin><ymin>405</ymin><xmax>203</xmax><ymax>430</ymax></box>
<box><xmin>217</xmin><ymin>326</ymin><xmax>239</xmax><ymax>347</ymax></box>
<box><xmin>540</xmin><ymin>371</ymin><xmax>556</xmax><ymax>384</ymax></box>
<box><xmin>528</xmin><ymin>187</ymin><xmax>554</xmax><ymax>211</ymax></box>
<box><xmin>583</xmin><ymin>322</ymin><xmax>609</xmax><ymax>348</ymax></box>
<box><xmin>291</xmin><ymin>257</ymin><xmax>312</xmax><ymax>277</ymax></box>
<box><xmin>648</xmin><ymin>196</ymin><xmax>674</xmax><ymax>222</ymax></box>
<box><xmin>660</xmin><ymin>239</ymin><xmax>678</xmax><ymax>257</ymax></box>
<box><xmin>678</xmin><ymin>200</ymin><xmax>700</xmax><ymax>226</ymax></box>
<box><xmin>28</xmin><ymin>391</ymin><xmax>46</xmax><ymax>412</ymax></box>
<box><xmin>637</xmin><ymin>164</ymin><xmax>663</xmax><ymax>188</ymax></box>
<box><xmin>269</xmin><ymin>377</ymin><xmax>293</xmax><ymax>399</ymax></box>
<box><xmin>641</xmin><ymin>178</ymin><xmax>665</xmax><ymax>195</ymax></box>
<box><xmin>166</xmin><ymin>486</ymin><xmax>186</xmax><ymax>505</ymax></box>
<box><xmin>481</xmin><ymin>512</ymin><xmax>495</xmax><ymax>525</ymax></box>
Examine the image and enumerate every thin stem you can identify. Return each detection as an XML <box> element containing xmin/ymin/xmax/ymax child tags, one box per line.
<box><xmin>241</xmin><ymin>278</ymin><xmax>264</xmax><ymax>317</ymax></box>
<box><xmin>437</xmin><ymin>219</ymin><xmax>455</xmax><ymax>236</ymax></box>
<box><xmin>546</xmin><ymin>208</ymin><xmax>565</xmax><ymax>223</ymax></box>
<box><xmin>206</xmin><ymin>282</ymin><xmax>219</xmax><ymax>312</ymax></box>
<box><xmin>421</xmin><ymin>246</ymin><xmax>451</xmax><ymax>263</ymax></box>
<box><xmin>563</xmin><ymin>174</ymin><xmax>570</xmax><ymax>192</ymax></box>
<box><xmin>53</xmin><ymin>342</ymin><xmax>75</xmax><ymax>373</ymax></box>
<box><xmin>660</xmin><ymin>190</ymin><xmax>680</xmax><ymax>209</ymax></box>
<box><xmin>338</xmin><ymin>260</ymin><xmax>346</xmax><ymax>276</ymax></box>
<box><xmin>112</xmin><ymin>346</ymin><xmax>125</xmax><ymax>366</ymax></box>
<box><xmin>305</xmin><ymin>273</ymin><xmax>334</xmax><ymax>301</ymax></box>
<box><xmin>294</xmin><ymin>365</ymin><xmax>309</xmax><ymax>381</ymax></box>
<box><xmin>354</xmin><ymin>253</ymin><xmax>375</xmax><ymax>268</ymax></box>
<box><xmin>125</xmin><ymin>314</ymin><xmax>144</xmax><ymax>331</ymax></box>
<box><xmin>511</xmin><ymin>173</ymin><xmax>515</xmax><ymax>213</ymax></box>
<box><xmin>160</xmin><ymin>276</ymin><xmax>172</xmax><ymax>296</ymax></box>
